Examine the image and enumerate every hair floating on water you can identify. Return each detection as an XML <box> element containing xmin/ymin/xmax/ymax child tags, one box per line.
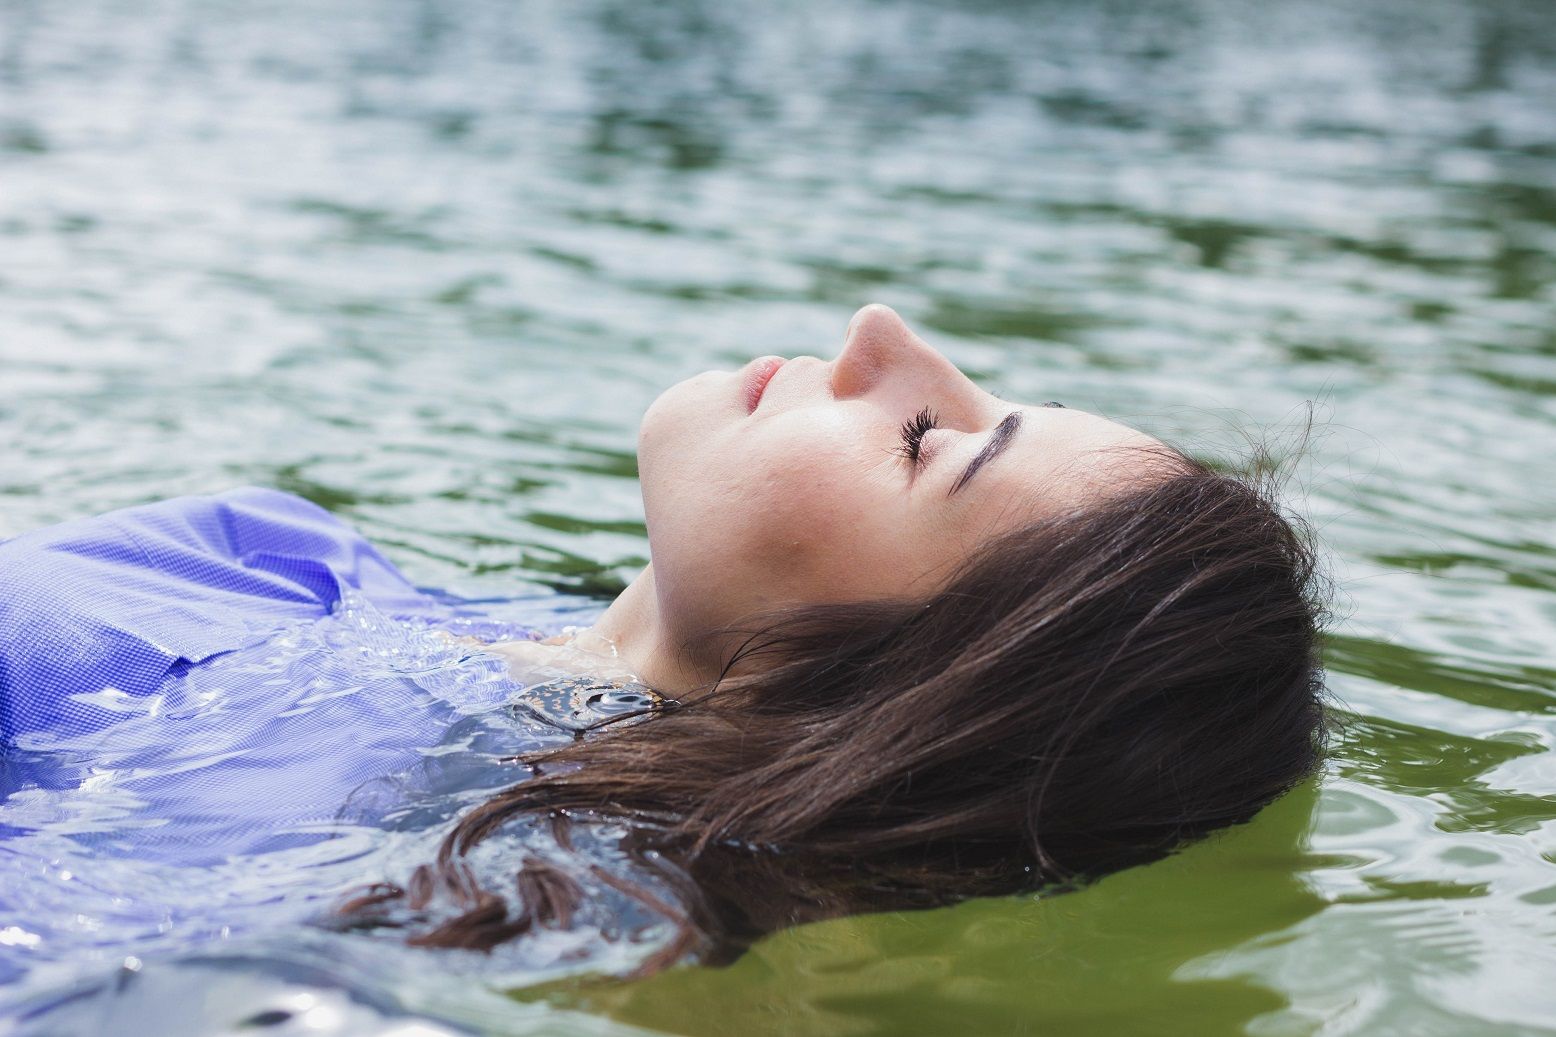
<box><xmin>335</xmin><ymin>441</ymin><xmax>1333</xmax><ymax>977</ymax></box>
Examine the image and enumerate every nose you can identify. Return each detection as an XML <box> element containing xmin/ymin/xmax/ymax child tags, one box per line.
<box><xmin>829</xmin><ymin>304</ymin><xmax>965</xmax><ymax>402</ymax></box>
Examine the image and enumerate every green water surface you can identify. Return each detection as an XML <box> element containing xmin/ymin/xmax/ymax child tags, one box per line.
<box><xmin>2</xmin><ymin>0</ymin><xmax>1553</xmax><ymax>1033</ymax></box>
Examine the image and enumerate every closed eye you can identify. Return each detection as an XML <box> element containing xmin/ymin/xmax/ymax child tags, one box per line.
<box><xmin>895</xmin><ymin>406</ymin><xmax>939</xmax><ymax>469</ymax></box>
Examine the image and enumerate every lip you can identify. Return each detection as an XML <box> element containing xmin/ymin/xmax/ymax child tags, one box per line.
<box><xmin>743</xmin><ymin>355</ymin><xmax>786</xmax><ymax>413</ymax></box>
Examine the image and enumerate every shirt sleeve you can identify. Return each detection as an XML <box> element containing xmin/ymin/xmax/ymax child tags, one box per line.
<box><xmin>0</xmin><ymin>486</ymin><xmax>433</xmax><ymax>743</ymax></box>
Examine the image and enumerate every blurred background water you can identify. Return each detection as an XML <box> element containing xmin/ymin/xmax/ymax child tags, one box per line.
<box><xmin>1</xmin><ymin>0</ymin><xmax>1554</xmax><ymax>1033</ymax></box>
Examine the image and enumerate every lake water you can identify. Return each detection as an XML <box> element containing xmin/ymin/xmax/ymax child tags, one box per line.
<box><xmin>2</xmin><ymin>0</ymin><xmax>1554</xmax><ymax>1034</ymax></box>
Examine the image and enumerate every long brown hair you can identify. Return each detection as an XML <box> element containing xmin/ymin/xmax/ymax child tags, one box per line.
<box><xmin>337</xmin><ymin>443</ymin><xmax>1331</xmax><ymax>975</ymax></box>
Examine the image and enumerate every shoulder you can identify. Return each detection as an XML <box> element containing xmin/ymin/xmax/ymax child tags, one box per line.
<box><xmin>0</xmin><ymin>487</ymin><xmax>337</xmax><ymax>560</ymax></box>
<box><xmin>0</xmin><ymin>488</ymin><xmax>425</xmax><ymax>741</ymax></box>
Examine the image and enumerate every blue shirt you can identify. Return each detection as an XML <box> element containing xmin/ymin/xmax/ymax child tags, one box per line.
<box><xmin>0</xmin><ymin>487</ymin><xmax>609</xmax><ymax>988</ymax></box>
<box><xmin>0</xmin><ymin>486</ymin><xmax>456</xmax><ymax>742</ymax></box>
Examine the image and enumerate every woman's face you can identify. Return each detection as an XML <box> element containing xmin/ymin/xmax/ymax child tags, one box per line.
<box><xmin>637</xmin><ymin>304</ymin><xmax>1166</xmax><ymax>650</ymax></box>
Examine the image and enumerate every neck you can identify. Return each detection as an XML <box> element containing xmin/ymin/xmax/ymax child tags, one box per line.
<box><xmin>582</xmin><ymin>563</ymin><xmax>712</xmax><ymax>696</ymax></box>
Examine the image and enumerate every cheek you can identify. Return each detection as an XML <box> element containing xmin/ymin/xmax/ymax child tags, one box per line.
<box><xmin>638</xmin><ymin>398</ymin><xmax>920</xmax><ymax>625</ymax></box>
<box><xmin>734</xmin><ymin>449</ymin><xmax>910</xmax><ymax>604</ymax></box>
<box><xmin>741</xmin><ymin>461</ymin><xmax>850</xmax><ymax>569</ymax></box>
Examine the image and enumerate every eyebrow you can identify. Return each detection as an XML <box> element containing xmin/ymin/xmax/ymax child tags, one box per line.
<box><xmin>947</xmin><ymin>409</ymin><xmax>1022</xmax><ymax>497</ymax></box>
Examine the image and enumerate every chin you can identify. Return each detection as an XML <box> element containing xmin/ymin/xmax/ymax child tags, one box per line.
<box><xmin>639</xmin><ymin>371</ymin><xmax>732</xmax><ymax>454</ymax></box>
<box><xmin>637</xmin><ymin>371</ymin><xmax>727</xmax><ymax>513</ymax></box>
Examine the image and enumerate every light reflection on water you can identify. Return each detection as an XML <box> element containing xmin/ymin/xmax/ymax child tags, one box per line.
<box><xmin>1</xmin><ymin>0</ymin><xmax>1554</xmax><ymax>1033</ymax></box>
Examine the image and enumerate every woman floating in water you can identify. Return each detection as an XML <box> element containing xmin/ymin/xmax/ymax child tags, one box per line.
<box><xmin>0</xmin><ymin>304</ymin><xmax>1329</xmax><ymax>980</ymax></box>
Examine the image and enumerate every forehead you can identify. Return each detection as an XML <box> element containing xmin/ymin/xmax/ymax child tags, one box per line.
<box><xmin>946</xmin><ymin>405</ymin><xmax>1166</xmax><ymax>539</ymax></box>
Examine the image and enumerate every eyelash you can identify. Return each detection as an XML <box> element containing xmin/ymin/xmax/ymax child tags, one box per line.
<box><xmin>895</xmin><ymin>405</ymin><xmax>940</xmax><ymax>468</ymax></box>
